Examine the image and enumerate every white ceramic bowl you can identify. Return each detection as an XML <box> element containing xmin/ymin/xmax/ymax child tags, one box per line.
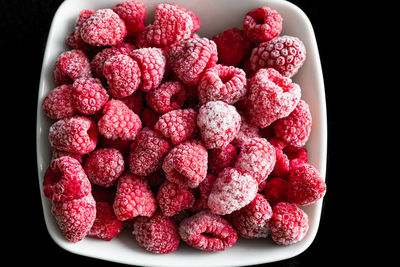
<box><xmin>36</xmin><ymin>0</ymin><xmax>327</xmax><ymax>266</ymax></box>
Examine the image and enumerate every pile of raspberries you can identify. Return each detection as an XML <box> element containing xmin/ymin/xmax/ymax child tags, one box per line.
<box><xmin>42</xmin><ymin>1</ymin><xmax>326</xmax><ymax>254</ymax></box>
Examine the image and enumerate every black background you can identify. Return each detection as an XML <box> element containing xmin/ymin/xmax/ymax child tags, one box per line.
<box><xmin>2</xmin><ymin>0</ymin><xmax>374</xmax><ymax>266</ymax></box>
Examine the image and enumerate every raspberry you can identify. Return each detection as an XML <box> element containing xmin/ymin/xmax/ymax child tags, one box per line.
<box><xmin>154</xmin><ymin>108</ymin><xmax>198</xmax><ymax>145</ymax></box>
<box><xmin>53</xmin><ymin>49</ymin><xmax>92</xmax><ymax>85</ymax></box>
<box><xmin>212</xmin><ymin>28</ymin><xmax>253</xmax><ymax>66</ymax></box>
<box><xmin>128</xmin><ymin>128</ymin><xmax>172</xmax><ymax>176</ymax></box>
<box><xmin>88</xmin><ymin>201</ymin><xmax>123</xmax><ymax>241</ymax></box>
<box><xmin>269</xmin><ymin>202</ymin><xmax>309</xmax><ymax>245</ymax></box>
<box><xmin>198</xmin><ymin>64</ymin><xmax>247</xmax><ymax>105</ymax></box>
<box><xmin>246</xmin><ymin>68</ymin><xmax>301</xmax><ymax>128</ymax></box>
<box><xmin>231</xmin><ymin>193</ymin><xmax>272</xmax><ymax>238</ymax></box>
<box><xmin>208</xmin><ymin>144</ymin><xmax>238</xmax><ymax>176</ymax></box>
<box><xmin>284</xmin><ymin>145</ymin><xmax>308</xmax><ymax>163</ymax></box>
<box><xmin>113</xmin><ymin>173</ymin><xmax>157</xmax><ymax>221</ymax></box>
<box><xmin>288</xmin><ymin>163</ymin><xmax>326</xmax><ymax>206</ymax></box>
<box><xmin>71</xmin><ymin>78</ymin><xmax>109</xmax><ymax>115</ymax></box>
<box><xmin>162</xmin><ymin>140</ymin><xmax>208</xmax><ymax>188</ymax></box>
<box><xmin>242</xmin><ymin>6</ymin><xmax>282</xmax><ymax>43</ymax></box>
<box><xmin>273</xmin><ymin>100</ymin><xmax>312</xmax><ymax>147</ymax></box>
<box><xmin>130</xmin><ymin>47</ymin><xmax>167</xmax><ymax>92</ymax></box>
<box><xmin>263</xmin><ymin>177</ymin><xmax>289</xmax><ymax>206</ymax></box>
<box><xmin>141</xmin><ymin>108</ymin><xmax>159</xmax><ymax>129</ymax></box>
<box><xmin>42</xmin><ymin>84</ymin><xmax>76</xmax><ymax>120</ymax></box>
<box><xmin>146</xmin><ymin>81</ymin><xmax>186</xmax><ymax>114</ymax></box>
<box><xmin>51</xmin><ymin>194</ymin><xmax>96</xmax><ymax>243</ymax></box>
<box><xmin>66</xmin><ymin>10</ymin><xmax>96</xmax><ymax>53</ymax></box>
<box><xmin>167</xmin><ymin>37</ymin><xmax>218</xmax><ymax>86</ymax></box>
<box><xmin>271</xmin><ymin>147</ymin><xmax>291</xmax><ymax>178</ymax></box>
<box><xmin>120</xmin><ymin>90</ymin><xmax>145</xmax><ymax>117</ymax></box>
<box><xmin>43</xmin><ymin>156</ymin><xmax>91</xmax><ymax>202</ymax></box>
<box><xmin>208</xmin><ymin>167</ymin><xmax>258</xmax><ymax>215</ymax></box>
<box><xmin>250</xmin><ymin>36</ymin><xmax>306</xmax><ymax>78</ymax></box>
<box><xmin>197</xmin><ymin>101</ymin><xmax>241</xmax><ymax>149</ymax></box>
<box><xmin>97</xmin><ymin>99</ymin><xmax>142</xmax><ymax>141</ymax></box>
<box><xmin>80</xmin><ymin>9</ymin><xmax>127</xmax><ymax>47</ymax></box>
<box><xmin>103</xmin><ymin>54</ymin><xmax>141</xmax><ymax>98</ymax></box>
<box><xmin>83</xmin><ymin>148</ymin><xmax>125</xmax><ymax>187</ymax></box>
<box><xmin>156</xmin><ymin>180</ymin><xmax>195</xmax><ymax>216</ymax></box>
<box><xmin>113</xmin><ymin>0</ymin><xmax>145</xmax><ymax>35</ymax></box>
<box><xmin>231</xmin><ymin>119</ymin><xmax>261</xmax><ymax>151</ymax></box>
<box><xmin>179</xmin><ymin>210</ymin><xmax>238</xmax><ymax>251</ymax></box>
<box><xmin>191</xmin><ymin>174</ymin><xmax>216</xmax><ymax>212</ymax></box>
<box><xmin>235</xmin><ymin>137</ymin><xmax>276</xmax><ymax>184</ymax></box>
<box><xmin>50</xmin><ymin>148</ymin><xmax>82</xmax><ymax>163</ymax></box>
<box><xmin>134</xmin><ymin>212</ymin><xmax>180</xmax><ymax>254</ymax></box>
<box><xmin>49</xmin><ymin>116</ymin><xmax>98</xmax><ymax>154</ymax></box>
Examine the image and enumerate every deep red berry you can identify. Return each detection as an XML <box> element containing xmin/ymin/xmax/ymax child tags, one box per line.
<box><xmin>156</xmin><ymin>180</ymin><xmax>195</xmax><ymax>216</ymax></box>
<box><xmin>263</xmin><ymin>177</ymin><xmax>289</xmax><ymax>206</ymax></box>
<box><xmin>71</xmin><ymin>77</ymin><xmax>109</xmax><ymax>115</ymax></box>
<box><xmin>54</xmin><ymin>49</ymin><xmax>92</xmax><ymax>85</ymax></box>
<box><xmin>208</xmin><ymin>144</ymin><xmax>238</xmax><ymax>176</ymax></box>
<box><xmin>146</xmin><ymin>81</ymin><xmax>186</xmax><ymax>114</ymax></box>
<box><xmin>88</xmin><ymin>201</ymin><xmax>123</xmax><ymax>241</ymax></box>
<box><xmin>113</xmin><ymin>0</ymin><xmax>146</xmax><ymax>35</ymax></box>
<box><xmin>191</xmin><ymin>174</ymin><xmax>216</xmax><ymax>212</ymax></box>
<box><xmin>231</xmin><ymin>119</ymin><xmax>261</xmax><ymax>151</ymax></box>
<box><xmin>42</xmin><ymin>84</ymin><xmax>76</xmax><ymax>120</ymax></box>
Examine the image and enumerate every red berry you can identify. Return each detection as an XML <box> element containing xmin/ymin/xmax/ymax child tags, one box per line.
<box><xmin>66</xmin><ymin>10</ymin><xmax>96</xmax><ymax>53</ymax></box>
<box><xmin>231</xmin><ymin>119</ymin><xmax>261</xmax><ymax>151</ymax></box>
<box><xmin>120</xmin><ymin>90</ymin><xmax>145</xmax><ymax>117</ymax></box>
<box><xmin>157</xmin><ymin>180</ymin><xmax>195</xmax><ymax>216</ymax></box>
<box><xmin>271</xmin><ymin>147</ymin><xmax>291</xmax><ymax>178</ymax></box>
<box><xmin>54</xmin><ymin>49</ymin><xmax>92</xmax><ymax>85</ymax></box>
<box><xmin>71</xmin><ymin>78</ymin><xmax>109</xmax><ymax>115</ymax></box>
<box><xmin>113</xmin><ymin>0</ymin><xmax>146</xmax><ymax>35</ymax></box>
<box><xmin>88</xmin><ymin>201</ymin><xmax>123</xmax><ymax>241</ymax></box>
<box><xmin>191</xmin><ymin>174</ymin><xmax>216</xmax><ymax>212</ymax></box>
<box><xmin>42</xmin><ymin>84</ymin><xmax>76</xmax><ymax>120</ymax></box>
<box><xmin>50</xmin><ymin>148</ymin><xmax>83</xmax><ymax>163</ymax></box>
<box><xmin>208</xmin><ymin>144</ymin><xmax>238</xmax><ymax>176</ymax></box>
<box><xmin>146</xmin><ymin>81</ymin><xmax>186</xmax><ymax>114</ymax></box>
<box><xmin>263</xmin><ymin>177</ymin><xmax>289</xmax><ymax>206</ymax></box>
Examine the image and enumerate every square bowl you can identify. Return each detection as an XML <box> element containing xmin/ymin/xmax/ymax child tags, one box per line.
<box><xmin>36</xmin><ymin>0</ymin><xmax>327</xmax><ymax>266</ymax></box>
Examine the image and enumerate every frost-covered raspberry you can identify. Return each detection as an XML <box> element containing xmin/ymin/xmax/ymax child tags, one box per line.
<box><xmin>97</xmin><ymin>99</ymin><xmax>142</xmax><ymax>141</ymax></box>
<box><xmin>71</xmin><ymin>78</ymin><xmax>109</xmax><ymax>115</ymax></box>
<box><xmin>113</xmin><ymin>173</ymin><xmax>157</xmax><ymax>221</ymax></box>
<box><xmin>242</xmin><ymin>6</ymin><xmax>282</xmax><ymax>43</ymax></box>
<box><xmin>113</xmin><ymin>0</ymin><xmax>145</xmax><ymax>35</ymax></box>
<box><xmin>162</xmin><ymin>140</ymin><xmax>208</xmax><ymax>188</ymax></box>
<box><xmin>235</xmin><ymin>137</ymin><xmax>276</xmax><ymax>184</ymax></box>
<box><xmin>250</xmin><ymin>36</ymin><xmax>306</xmax><ymax>78</ymax></box>
<box><xmin>134</xmin><ymin>212</ymin><xmax>180</xmax><ymax>254</ymax></box>
<box><xmin>191</xmin><ymin>174</ymin><xmax>216</xmax><ymax>212</ymax></box>
<box><xmin>51</xmin><ymin>194</ymin><xmax>96</xmax><ymax>242</ymax></box>
<box><xmin>231</xmin><ymin>193</ymin><xmax>272</xmax><ymax>238</ymax></box>
<box><xmin>263</xmin><ymin>177</ymin><xmax>289</xmax><ymax>206</ymax></box>
<box><xmin>179</xmin><ymin>210</ymin><xmax>238</xmax><ymax>251</ymax></box>
<box><xmin>88</xmin><ymin>201</ymin><xmax>123</xmax><ymax>241</ymax></box>
<box><xmin>208</xmin><ymin>144</ymin><xmax>237</xmax><ymax>176</ymax></box>
<box><xmin>208</xmin><ymin>167</ymin><xmax>258</xmax><ymax>215</ymax></box>
<box><xmin>80</xmin><ymin>9</ymin><xmax>127</xmax><ymax>47</ymax></box>
<box><xmin>128</xmin><ymin>128</ymin><xmax>172</xmax><ymax>176</ymax></box>
<box><xmin>197</xmin><ymin>101</ymin><xmax>241</xmax><ymax>149</ymax></box>
<box><xmin>269</xmin><ymin>202</ymin><xmax>309</xmax><ymax>245</ymax></box>
<box><xmin>154</xmin><ymin>108</ymin><xmax>198</xmax><ymax>145</ymax></box>
<box><xmin>156</xmin><ymin>180</ymin><xmax>195</xmax><ymax>216</ymax></box>
<box><xmin>198</xmin><ymin>64</ymin><xmax>247</xmax><ymax>105</ymax></box>
<box><xmin>54</xmin><ymin>49</ymin><xmax>92</xmax><ymax>85</ymax></box>
<box><xmin>66</xmin><ymin>9</ymin><xmax>96</xmax><ymax>53</ymax></box>
<box><xmin>42</xmin><ymin>84</ymin><xmax>76</xmax><ymax>120</ymax></box>
<box><xmin>83</xmin><ymin>148</ymin><xmax>125</xmax><ymax>187</ymax></box>
<box><xmin>246</xmin><ymin>68</ymin><xmax>301</xmax><ymax>128</ymax></box>
<box><xmin>43</xmin><ymin>156</ymin><xmax>91</xmax><ymax>202</ymax></box>
<box><xmin>271</xmin><ymin>148</ymin><xmax>291</xmax><ymax>178</ymax></box>
<box><xmin>167</xmin><ymin>37</ymin><xmax>218</xmax><ymax>86</ymax></box>
<box><xmin>146</xmin><ymin>81</ymin><xmax>186</xmax><ymax>114</ymax></box>
<box><xmin>231</xmin><ymin>119</ymin><xmax>261</xmax><ymax>151</ymax></box>
<box><xmin>49</xmin><ymin>116</ymin><xmax>98</xmax><ymax>154</ymax></box>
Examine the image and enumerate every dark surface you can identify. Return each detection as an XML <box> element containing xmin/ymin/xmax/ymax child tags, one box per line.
<box><xmin>1</xmin><ymin>0</ymin><xmax>368</xmax><ymax>266</ymax></box>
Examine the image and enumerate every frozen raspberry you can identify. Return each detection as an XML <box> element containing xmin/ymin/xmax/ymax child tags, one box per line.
<box><xmin>271</xmin><ymin>148</ymin><xmax>291</xmax><ymax>178</ymax></box>
<box><xmin>49</xmin><ymin>116</ymin><xmax>98</xmax><ymax>154</ymax></box>
<box><xmin>129</xmin><ymin>128</ymin><xmax>172</xmax><ymax>176</ymax></box>
<box><xmin>242</xmin><ymin>6</ymin><xmax>282</xmax><ymax>43</ymax></box>
<box><xmin>146</xmin><ymin>81</ymin><xmax>186</xmax><ymax>114</ymax></box>
<box><xmin>231</xmin><ymin>119</ymin><xmax>261</xmax><ymax>151</ymax></box>
<box><xmin>50</xmin><ymin>148</ymin><xmax>83</xmax><ymax>163</ymax></box>
<box><xmin>134</xmin><ymin>212</ymin><xmax>180</xmax><ymax>254</ymax></box>
<box><xmin>51</xmin><ymin>194</ymin><xmax>96</xmax><ymax>243</ymax></box>
<box><xmin>80</xmin><ymin>9</ymin><xmax>127</xmax><ymax>47</ymax></box>
<box><xmin>43</xmin><ymin>156</ymin><xmax>91</xmax><ymax>202</ymax></box>
<box><xmin>54</xmin><ymin>49</ymin><xmax>92</xmax><ymax>85</ymax></box>
<box><xmin>154</xmin><ymin>108</ymin><xmax>198</xmax><ymax>145</ymax></box>
<box><xmin>191</xmin><ymin>174</ymin><xmax>216</xmax><ymax>212</ymax></box>
<box><xmin>231</xmin><ymin>193</ymin><xmax>272</xmax><ymax>238</ymax></box>
<box><xmin>288</xmin><ymin>163</ymin><xmax>326</xmax><ymax>206</ymax></box>
<box><xmin>198</xmin><ymin>64</ymin><xmax>247</xmax><ymax>105</ymax></box>
<box><xmin>156</xmin><ymin>180</ymin><xmax>195</xmax><ymax>216</ymax></box>
<box><xmin>167</xmin><ymin>37</ymin><xmax>218</xmax><ymax>86</ymax></box>
<box><xmin>113</xmin><ymin>0</ymin><xmax>145</xmax><ymax>35</ymax></box>
<box><xmin>71</xmin><ymin>78</ymin><xmax>109</xmax><ymax>115</ymax></box>
<box><xmin>197</xmin><ymin>101</ymin><xmax>241</xmax><ymax>149</ymax></box>
<box><xmin>208</xmin><ymin>167</ymin><xmax>258</xmax><ymax>215</ymax></box>
<box><xmin>263</xmin><ymin>177</ymin><xmax>289</xmax><ymax>206</ymax></box>
<box><xmin>141</xmin><ymin>108</ymin><xmax>159</xmax><ymax>129</ymax></box>
<box><xmin>113</xmin><ymin>173</ymin><xmax>157</xmax><ymax>221</ymax></box>
<box><xmin>235</xmin><ymin>137</ymin><xmax>276</xmax><ymax>184</ymax></box>
<box><xmin>88</xmin><ymin>201</ymin><xmax>123</xmax><ymax>241</ymax></box>
<box><xmin>84</xmin><ymin>148</ymin><xmax>125</xmax><ymax>187</ymax></box>
<box><xmin>120</xmin><ymin>90</ymin><xmax>145</xmax><ymax>117</ymax></box>
<box><xmin>273</xmin><ymin>100</ymin><xmax>312</xmax><ymax>147</ymax></box>
<box><xmin>246</xmin><ymin>68</ymin><xmax>301</xmax><ymax>128</ymax></box>
<box><xmin>208</xmin><ymin>144</ymin><xmax>238</xmax><ymax>176</ymax></box>
<box><xmin>42</xmin><ymin>84</ymin><xmax>76</xmax><ymax>120</ymax></box>
<box><xmin>97</xmin><ymin>99</ymin><xmax>142</xmax><ymax>141</ymax></box>
<box><xmin>103</xmin><ymin>54</ymin><xmax>141</xmax><ymax>98</ymax></box>
<box><xmin>269</xmin><ymin>202</ymin><xmax>309</xmax><ymax>245</ymax></box>
<box><xmin>130</xmin><ymin>47</ymin><xmax>166</xmax><ymax>92</ymax></box>
<box><xmin>250</xmin><ymin>36</ymin><xmax>306</xmax><ymax>78</ymax></box>
<box><xmin>162</xmin><ymin>140</ymin><xmax>208</xmax><ymax>188</ymax></box>
<box><xmin>179</xmin><ymin>210</ymin><xmax>238</xmax><ymax>251</ymax></box>
<box><xmin>66</xmin><ymin>10</ymin><xmax>96</xmax><ymax>53</ymax></box>
<box><xmin>284</xmin><ymin>145</ymin><xmax>308</xmax><ymax>163</ymax></box>
<box><xmin>212</xmin><ymin>28</ymin><xmax>253</xmax><ymax>66</ymax></box>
